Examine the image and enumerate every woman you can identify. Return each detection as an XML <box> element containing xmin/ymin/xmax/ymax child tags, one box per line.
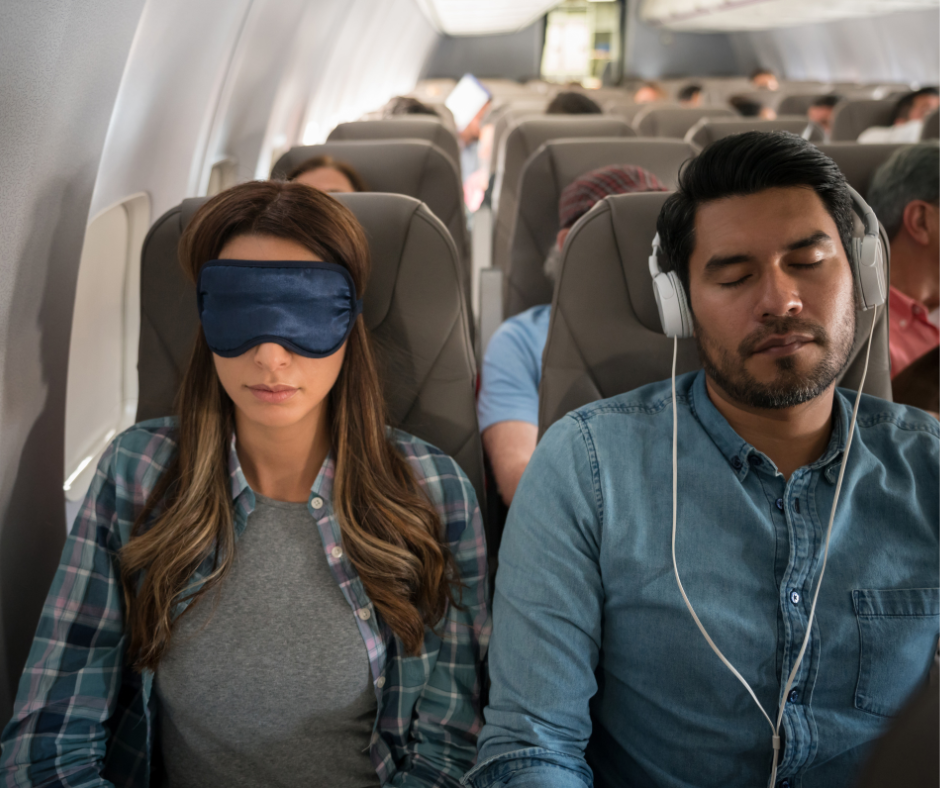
<box><xmin>288</xmin><ymin>154</ymin><xmax>368</xmax><ymax>193</ymax></box>
<box><xmin>0</xmin><ymin>182</ymin><xmax>489</xmax><ymax>787</ymax></box>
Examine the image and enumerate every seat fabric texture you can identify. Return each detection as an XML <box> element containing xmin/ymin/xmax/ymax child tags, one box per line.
<box><xmin>685</xmin><ymin>116</ymin><xmax>825</xmax><ymax>150</ymax></box>
<box><xmin>632</xmin><ymin>105</ymin><xmax>737</xmax><ymax>138</ymax></box>
<box><xmin>539</xmin><ymin>191</ymin><xmax>894</xmax><ymax>436</ymax></box>
<box><xmin>830</xmin><ymin>98</ymin><xmax>896</xmax><ymax>142</ymax></box>
<box><xmin>136</xmin><ymin>192</ymin><xmax>487</xmax><ymax>543</ymax></box>
<box><xmin>505</xmin><ymin>138</ymin><xmax>695</xmax><ymax>317</ymax></box>
<box><xmin>327</xmin><ymin>118</ymin><xmax>461</xmax><ymax>173</ymax></box>
<box><xmin>815</xmin><ymin>142</ymin><xmax>907</xmax><ymax>198</ymax></box>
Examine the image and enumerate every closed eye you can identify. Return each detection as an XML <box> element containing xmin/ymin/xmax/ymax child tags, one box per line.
<box><xmin>719</xmin><ymin>274</ymin><xmax>751</xmax><ymax>288</ymax></box>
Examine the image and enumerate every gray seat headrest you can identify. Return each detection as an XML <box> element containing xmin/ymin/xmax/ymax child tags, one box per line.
<box><xmin>271</xmin><ymin>140</ymin><xmax>470</xmax><ymax>306</ymax></box>
<box><xmin>632</xmin><ymin>106</ymin><xmax>736</xmax><ymax>139</ymax></box>
<box><xmin>136</xmin><ymin>191</ymin><xmax>485</xmax><ymax>526</ymax></box>
<box><xmin>815</xmin><ymin>142</ymin><xmax>907</xmax><ymax>199</ymax></box>
<box><xmin>921</xmin><ymin>109</ymin><xmax>939</xmax><ymax>140</ymax></box>
<box><xmin>327</xmin><ymin>118</ymin><xmax>461</xmax><ymax>173</ymax></box>
<box><xmin>492</xmin><ymin>115</ymin><xmax>637</xmax><ymax>281</ymax></box>
<box><xmin>539</xmin><ymin>191</ymin><xmax>893</xmax><ymax>436</ymax></box>
<box><xmin>685</xmin><ymin>117</ymin><xmax>825</xmax><ymax>151</ymax></box>
<box><xmin>830</xmin><ymin>99</ymin><xmax>896</xmax><ymax>142</ymax></box>
<box><xmin>505</xmin><ymin>138</ymin><xmax>695</xmax><ymax>317</ymax></box>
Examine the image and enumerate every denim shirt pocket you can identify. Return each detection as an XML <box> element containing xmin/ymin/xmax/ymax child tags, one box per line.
<box><xmin>853</xmin><ymin>588</ymin><xmax>940</xmax><ymax>717</ymax></box>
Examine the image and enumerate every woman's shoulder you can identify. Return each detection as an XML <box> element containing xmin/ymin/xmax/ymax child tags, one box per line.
<box><xmin>387</xmin><ymin>428</ymin><xmax>478</xmax><ymax>511</ymax></box>
<box><xmin>102</xmin><ymin>417</ymin><xmax>180</xmax><ymax>490</ymax></box>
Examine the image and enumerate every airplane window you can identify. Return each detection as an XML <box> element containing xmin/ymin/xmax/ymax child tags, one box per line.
<box><xmin>63</xmin><ymin>194</ymin><xmax>150</xmax><ymax>528</ymax></box>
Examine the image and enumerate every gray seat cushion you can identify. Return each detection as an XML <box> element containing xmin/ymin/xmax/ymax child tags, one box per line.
<box><xmin>685</xmin><ymin>117</ymin><xmax>825</xmax><ymax>151</ymax></box>
<box><xmin>327</xmin><ymin>118</ymin><xmax>461</xmax><ymax>173</ymax></box>
<box><xmin>505</xmin><ymin>138</ymin><xmax>695</xmax><ymax>317</ymax></box>
<box><xmin>815</xmin><ymin>142</ymin><xmax>908</xmax><ymax>198</ymax></box>
<box><xmin>135</xmin><ymin>192</ymin><xmax>486</xmax><ymax>538</ymax></box>
<box><xmin>539</xmin><ymin>191</ymin><xmax>893</xmax><ymax>436</ymax></box>
<box><xmin>632</xmin><ymin>105</ymin><xmax>737</xmax><ymax>139</ymax></box>
<box><xmin>830</xmin><ymin>99</ymin><xmax>896</xmax><ymax>142</ymax></box>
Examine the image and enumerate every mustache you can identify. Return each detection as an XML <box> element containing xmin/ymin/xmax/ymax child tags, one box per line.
<box><xmin>738</xmin><ymin>317</ymin><xmax>828</xmax><ymax>358</ymax></box>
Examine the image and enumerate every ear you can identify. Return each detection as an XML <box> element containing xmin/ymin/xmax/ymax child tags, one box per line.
<box><xmin>556</xmin><ymin>227</ymin><xmax>570</xmax><ymax>251</ymax></box>
<box><xmin>902</xmin><ymin>200</ymin><xmax>933</xmax><ymax>246</ymax></box>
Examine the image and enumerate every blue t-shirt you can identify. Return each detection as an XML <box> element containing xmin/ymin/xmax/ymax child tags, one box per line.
<box><xmin>477</xmin><ymin>305</ymin><xmax>551</xmax><ymax>432</ymax></box>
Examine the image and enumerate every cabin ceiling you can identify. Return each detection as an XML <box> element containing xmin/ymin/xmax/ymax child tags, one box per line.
<box><xmin>412</xmin><ymin>0</ymin><xmax>560</xmax><ymax>36</ymax></box>
<box><xmin>640</xmin><ymin>0</ymin><xmax>940</xmax><ymax>31</ymax></box>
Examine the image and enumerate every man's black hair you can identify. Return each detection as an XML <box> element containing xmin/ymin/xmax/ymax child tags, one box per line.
<box><xmin>546</xmin><ymin>91</ymin><xmax>602</xmax><ymax>115</ymax></box>
<box><xmin>729</xmin><ymin>95</ymin><xmax>764</xmax><ymax>117</ymax></box>
<box><xmin>811</xmin><ymin>94</ymin><xmax>842</xmax><ymax>109</ymax></box>
<box><xmin>656</xmin><ymin>131</ymin><xmax>855</xmax><ymax>297</ymax></box>
<box><xmin>678</xmin><ymin>84</ymin><xmax>703</xmax><ymax>102</ymax></box>
<box><xmin>890</xmin><ymin>86</ymin><xmax>939</xmax><ymax>125</ymax></box>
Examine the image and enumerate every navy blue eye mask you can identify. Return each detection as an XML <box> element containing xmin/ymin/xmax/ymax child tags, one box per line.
<box><xmin>197</xmin><ymin>259</ymin><xmax>363</xmax><ymax>358</ymax></box>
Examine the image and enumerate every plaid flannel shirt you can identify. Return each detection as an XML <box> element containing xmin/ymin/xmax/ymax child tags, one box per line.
<box><xmin>0</xmin><ymin>418</ymin><xmax>489</xmax><ymax>787</ymax></box>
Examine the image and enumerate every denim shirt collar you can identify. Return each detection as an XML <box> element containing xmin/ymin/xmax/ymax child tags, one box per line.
<box><xmin>687</xmin><ymin>369</ymin><xmax>850</xmax><ymax>483</ymax></box>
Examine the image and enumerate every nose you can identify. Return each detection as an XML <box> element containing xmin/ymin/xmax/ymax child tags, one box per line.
<box><xmin>758</xmin><ymin>265</ymin><xmax>803</xmax><ymax>320</ymax></box>
<box><xmin>252</xmin><ymin>342</ymin><xmax>292</xmax><ymax>370</ymax></box>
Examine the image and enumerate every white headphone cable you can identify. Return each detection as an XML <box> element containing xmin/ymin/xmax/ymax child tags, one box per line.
<box><xmin>670</xmin><ymin>304</ymin><xmax>878</xmax><ymax>787</ymax></box>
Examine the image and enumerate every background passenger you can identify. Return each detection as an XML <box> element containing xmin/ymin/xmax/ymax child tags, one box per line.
<box><xmin>287</xmin><ymin>154</ymin><xmax>368</xmax><ymax>193</ymax></box>
<box><xmin>478</xmin><ymin>165</ymin><xmax>668</xmax><ymax>506</ymax></box>
<box><xmin>858</xmin><ymin>87</ymin><xmax>940</xmax><ymax>143</ymax></box>
<box><xmin>729</xmin><ymin>94</ymin><xmax>777</xmax><ymax>119</ymax></box>
<box><xmin>467</xmin><ymin>132</ymin><xmax>938</xmax><ymax>788</ymax></box>
<box><xmin>0</xmin><ymin>182</ymin><xmax>489</xmax><ymax>788</ymax></box>
<box><xmin>633</xmin><ymin>81</ymin><xmax>667</xmax><ymax>103</ymax></box>
<box><xmin>750</xmin><ymin>67</ymin><xmax>780</xmax><ymax>90</ymax></box>
<box><xmin>678</xmin><ymin>83</ymin><xmax>703</xmax><ymax>107</ymax></box>
<box><xmin>545</xmin><ymin>91</ymin><xmax>602</xmax><ymax>115</ymax></box>
<box><xmin>807</xmin><ymin>94</ymin><xmax>842</xmax><ymax>138</ymax></box>
<box><xmin>866</xmin><ymin>143</ymin><xmax>940</xmax><ymax>376</ymax></box>
<box><xmin>383</xmin><ymin>95</ymin><xmax>440</xmax><ymax>117</ymax></box>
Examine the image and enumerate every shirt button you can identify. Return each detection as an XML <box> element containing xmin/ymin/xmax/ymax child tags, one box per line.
<box><xmin>311</xmin><ymin>496</ymin><xmax>324</xmax><ymax>510</ymax></box>
<box><xmin>331</xmin><ymin>545</ymin><xmax>343</xmax><ymax>559</ymax></box>
<box><xmin>790</xmin><ymin>590</ymin><xmax>801</xmax><ymax>605</ymax></box>
<box><xmin>748</xmin><ymin>455</ymin><xmax>763</xmax><ymax>466</ymax></box>
<box><xmin>376</xmin><ymin>676</ymin><xmax>386</xmax><ymax>689</ymax></box>
<box><xmin>788</xmin><ymin>689</ymin><xmax>799</xmax><ymax>703</ymax></box>
<box><xmin>731</xmin><ymin>456</ymin><xmax>743</xmax><ymax>470</ymax></box>
<box><xmin>357</xmin><ymin>608</ymin><xmax>372</xmax><ymax>621</ymax></box>
<box><xmin>776</xmin><ymin>498</ymin><xmax>784</xmax><ymax>511</ymax></box>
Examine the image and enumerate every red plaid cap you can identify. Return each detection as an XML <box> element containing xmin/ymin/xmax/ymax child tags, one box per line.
<box><xmin>559</xmin><ymin>164</ymin><xmax>669</xmax><ymax>229</ymax></box>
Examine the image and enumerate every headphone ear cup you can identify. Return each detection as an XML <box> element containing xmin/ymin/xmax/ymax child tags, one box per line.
<box><xmin>852</xmin><ymin>235</ymin><xmax>887</xmax><ymax>310</ymax></box>
<box><xmin>671</xmin><ymin>271</ymin><xmax>693</xmax><ymax>339</ymax></box>
<box><xmin>652</xmin><ymin>270</ymin><xmax>694</xmax><ymax>339</ymax></box>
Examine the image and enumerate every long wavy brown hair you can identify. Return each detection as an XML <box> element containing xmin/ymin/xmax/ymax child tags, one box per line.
<box><xmin>121</xmin><ymin>181</ymin><xmax>459</xmax><ymax>671</ymax></box>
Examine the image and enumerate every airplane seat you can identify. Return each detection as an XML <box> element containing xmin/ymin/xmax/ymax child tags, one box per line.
<box><xmin>135</xmin><ymin>191</ymin><xmax>488</xmax><ymax>550</ymax></box>
<box><xmin>777</xmin><ymin>93</ymin><xmax>831</xmax><ymax>116</ymax></box>
<box><xmin>922</xmin><ymin>109</ymin><xmax>939</xmax><ymax>140</ymax></box>
<box><xmin>815</xmin><ymin>142</ymin><xmax>907</xmax><ymax>198</ymax></box>
<box><xmin>538</xmin><ymin>191</ymin><xmax>893</xmax><ymax>436</ymax></box>
<box><xmin>830</xmin><ymin>98</ymin><xmax>896</xmax><ymax>141</ymax></box>
<box><xmin>488</xmin><ymin>101</ymin><xmax>550</xmax><ymax>166</ymax></box>
<box><xmin>685</xmin><ymin>116</ymin><xmax>825</xmax><ymax>151</ymax></box>
<box><xmin>603</xmin><ymin>99</ymin><xmax>647</xmax><ymax>125</ymax></box>
<box><xmin>505</xmin><ymin>138</ymin><xmax>695</xmax><ymax>318</ymax></box>
<box><xmin>632</xmin><ymin>105</ymin><xmax>737</xmax><ymax>139</ymax></box>
<box><xmin>271</xmin><ymin>140</ymin><xmax>470</xmax><ymax>309</ymax></box>
<box><xmin>327</xmin><ymin>118</ymin><xmax>461</xmax><ymax>173</ymax></box>
<box><xmin>492</xmin><ymin>116</ymin><xmax>637</xmax><ymax>278</ymax></box>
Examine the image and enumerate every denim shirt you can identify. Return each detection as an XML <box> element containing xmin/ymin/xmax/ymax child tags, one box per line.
<box><xmin>465</xmin><ymin>370</ymin><xmax>939</xmax><ymax>788</ymax></box>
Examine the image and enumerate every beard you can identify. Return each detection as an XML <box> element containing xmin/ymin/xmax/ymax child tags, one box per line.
<box><xmin>694</xmin><ymin>308</ymin><xmax>856</xmax><ymax>410</ymax></box>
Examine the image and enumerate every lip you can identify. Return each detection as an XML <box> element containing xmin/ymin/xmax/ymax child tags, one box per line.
<box><xmin>753</xmin><ymin>333</ymin><xmax>815</xmax><ymax>357</ymax></box>
<box><xmin>247</xmin><ymin>384</ymin><xmax>299</xmax><ymax>404</ymax></box>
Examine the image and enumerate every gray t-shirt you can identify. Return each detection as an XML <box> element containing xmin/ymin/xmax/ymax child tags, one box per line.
<box><xmin>154</xmin><ymin>493</ymin><xmax>379</xmax><ymax>788</ymax></box>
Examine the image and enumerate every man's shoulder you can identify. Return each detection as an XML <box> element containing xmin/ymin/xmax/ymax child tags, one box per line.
<box><xmin>110</xmin><ymin>417</ymin><xmax>179</xmax><ymax>467</ymax></box>
<box><xmin>565</xmin><ymin>373</ymin><xmax>690</xmax><ymax>427</ymax></box>
<box><xmin>849</xmin><ymin>391</ymin><xmax>940</xmax><ymax>440</ymax></box>
<box><xmin>487</xmin><ymin>306</ymin><xmax>550</xmax><ymax>352</ymax></box>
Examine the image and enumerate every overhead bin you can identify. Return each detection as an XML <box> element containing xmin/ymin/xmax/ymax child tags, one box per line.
<box><xmin>135</xmin><ymin>192</ymin><xmax>486</xmax><ymax>538</ymax></box>
<box><xmin>505</xmin><ymin>138</ymin><xmax>696</xmax><ymax>316</ymax></box>
<box><xmin>538</xmin><ymin>191</ymin><xmax>893</xmax><ymax>436</ymax></box>
<box><xmin>685</xmin><ymin>116</ymin><xmax>825</xmax><ymax>151</ymax></box>
<box><xmin>272</xmin><ymin>140</ymin><xmax>470</xmax><ymax>306</ymax></box>
<box><xmin>327</xmin><ymin>118</ymin><xmax>461</xmax><ymax>173</ymax></box>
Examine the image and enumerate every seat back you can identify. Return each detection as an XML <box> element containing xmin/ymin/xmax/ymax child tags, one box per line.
<box><xmin>604</xmin><ymin>99</ymin><xmax>647</xmax><ymax>125</ymax></box>
<box><xmin>327</xmin><ymin>118</ymin><xmax>461</xmax><ymax>172</ymax></box>
<box><xmin>492</xmin><ymin>116</ymin><xmax>636</xmax><ymax>276</ymax></box>
<box><xmin>816</xmin><ymin>142</ymin><xmax>907</xmax><ymax>198</ymax></box>
<box><xmin>922</xmin><ymin>109</ymin><xmax>939</xmax><ymax>140</ymax></box>
<box><xmin>136</xmin><ymin>192</ymin><xmax>486</xmax><ymax>531</ymax></box>
<box><xmin>830</xmin><ymin>98</ymin><xmax>896</xmax><ymax>141</ymax></box>
<box><xmin>777</xmin><ymin>93</ymin><xmax>830</xmax><ymax>117</ymax></box>
<box><xmin>505</xmin><ymin>138</ymin><xmax>695</xmax><ymax>317</ymax></box>
<box><xmin>632</xmin><ymin>105</ymin><xmax>737</xmax><ymax>138</ymax></box>
<box><xmin>539</xmin><ymin>191</ymin><xmax>893</xmax><ymax>435</ymax></box>
<box><xmin>271</xmin><ymin>141</ymin><xmax>470</xmax><ymax>302</ymax></box>
<box><xmin>685</xmin><ymin>116</ymin><xmax>825</xmax><ymax>150</ymax></box>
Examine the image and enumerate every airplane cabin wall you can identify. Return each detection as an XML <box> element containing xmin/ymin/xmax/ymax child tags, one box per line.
<box><xmin>0</xmin><ymin>0</ymin><xmax>438</xmax><ymax>725</ymax></box>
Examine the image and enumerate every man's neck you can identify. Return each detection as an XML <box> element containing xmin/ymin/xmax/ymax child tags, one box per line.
<box><xmin>705</xmin><ymin>377</ymin><xmax>836</xmax><ymax>480</ymax></box>
<box><xmin>891</xmin><ymin>238</ymin><xmax>940</xmax><ymax>310</ymax></box>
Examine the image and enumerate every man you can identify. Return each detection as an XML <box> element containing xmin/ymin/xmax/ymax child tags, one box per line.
<box><xmin>546</xmin><ymin>91</ymin><xmax>602</xmax><ymax>115</ymax></box>
<box><xmin>678</xmin><ymin>83</ymin><xmax>703</xmax><ymax>107</ymax></box>
<box><xmin>465</xmin><ymin>133</ymin><xmax>939</xmax><ymax>788</ymax></box>
<box><xmin>807</xmin><ymin>94</ymin><xmax>841</xmax><ymax>138</ymax></box>
<box><xmin>634</xmin><ymin>81</ymin><xmax>667</xmax><ymax>104</ymax></box>
<box><xmin>751</xmin><ymin>67</ymin><xmax>780</xmax><ymax>91</ymax></box>
<box><xmin>866</xmin><ymin>143</ymin><xmax>939</xmax><ymax>376</ymax></box>
<box><xmin>858</xmin><ymin>87</ymin><xmax>940</xmax><ymax>143</ymax></box>
<box><xmin>730</xmin><ymin>94</ymin><xmax>776</xmax><ymax>120</ymax></box>
<box><xmin>478</xmin><ymin>165</ymin><xmax>668</xmax><ymax>506</ymax></box>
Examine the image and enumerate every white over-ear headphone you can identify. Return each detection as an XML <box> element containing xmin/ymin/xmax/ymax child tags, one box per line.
<box><xmin>649</xmin><ymin>184</ymin><xmax>887</xmax><ymax>338</ymax></box>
